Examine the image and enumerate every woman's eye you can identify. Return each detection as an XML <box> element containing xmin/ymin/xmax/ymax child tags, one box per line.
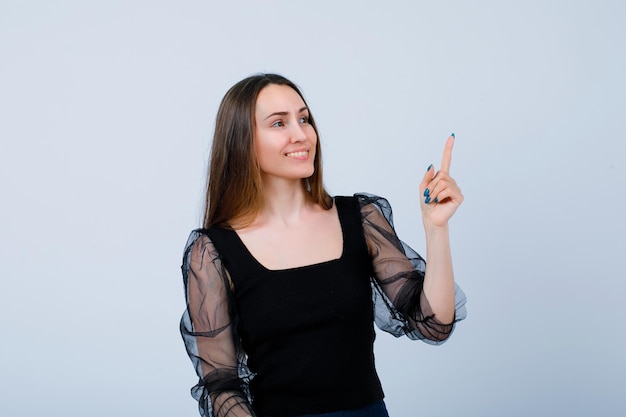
<box><xmin>271</xmin><ymin>120</ymin><xmax>284</xmax><ymax>127</ymax></box>
<box><xmin>299</xmin><ymin>116</ymin><xmax>309</xmax><ymax>124</ymax></box>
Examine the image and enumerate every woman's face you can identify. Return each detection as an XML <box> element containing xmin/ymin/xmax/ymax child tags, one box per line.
<box><xmin>254</xmin><ymin>84</ymin><xmax>317</xmax><ymax>183</ymax></box>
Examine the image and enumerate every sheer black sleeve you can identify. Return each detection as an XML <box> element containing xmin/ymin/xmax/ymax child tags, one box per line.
<box><xmin>180</xmin><ymin>230</ymin><xmax>256</xmax><ymax>417</ymax></box>
<box><xmin>356</xmin><ymin>193</ymin><xmax>467</xmax><ymax>344</ymax></box>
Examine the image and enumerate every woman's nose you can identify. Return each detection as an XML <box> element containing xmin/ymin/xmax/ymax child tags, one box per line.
<box><xmin>289</xmin><ymin>121</ymin><xmax>307</xmax><ymax>142</ymax></box>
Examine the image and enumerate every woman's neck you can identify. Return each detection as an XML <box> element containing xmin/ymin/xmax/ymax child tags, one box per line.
<box><xmin>257</xmin><ymin>177</ymin><xmax>313</xmax><ymax>227</ymax></box>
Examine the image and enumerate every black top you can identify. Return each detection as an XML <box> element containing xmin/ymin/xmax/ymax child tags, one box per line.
<box><xmin>206</xmin><ymin>196</ymin><xmax>383</xmax><ymax>416</ymax></box>
<box><xmin>180</xmin><ymin>193</ymin><xmax>467</xmax><ymax>417</ymax></box>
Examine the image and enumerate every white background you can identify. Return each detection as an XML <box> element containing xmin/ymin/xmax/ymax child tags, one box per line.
<box><xmin>1</xmin><ymin>1</ymin><xmax>625</xmax><ymax>416</ymax></box>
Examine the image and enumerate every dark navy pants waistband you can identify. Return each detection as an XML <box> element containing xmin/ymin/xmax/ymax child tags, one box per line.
<box><xmin>261</xmin><ymin>400</ymin><xmax>389</xmax><ymax>417</ymax></box>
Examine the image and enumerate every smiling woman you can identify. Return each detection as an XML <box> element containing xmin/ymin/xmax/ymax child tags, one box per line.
<box><xmin>179</xmin><ymin>73</ymin><xmax>467</xmax><ymax>417</ymax></box>
<box><xmin>203</xmin><ymin>75</ymin><xmax>331</xmax><ymax>231</ymax></box>
<box><xmin>254</xmin><ymin>84</ymin><xmax>317</xmax><ymax>183</ymax></box>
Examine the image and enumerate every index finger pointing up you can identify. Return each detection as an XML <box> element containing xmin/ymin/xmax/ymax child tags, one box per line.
<box><xmin>440</xmin><ymin>134</ymin><xmax>455</xmax><ymax>173</ymax></box>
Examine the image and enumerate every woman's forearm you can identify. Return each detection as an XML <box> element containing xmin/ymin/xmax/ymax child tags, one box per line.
<box><xmin>422</xmin><ymin>221</ymin><xmax>456</xmax><ymax>323</ymax></box>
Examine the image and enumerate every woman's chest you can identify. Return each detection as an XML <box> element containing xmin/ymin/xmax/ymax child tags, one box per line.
<box><xmin>235</xmin><ymin>207</ymin><xmax>343</xmax><ymax>271</ymax></box>
<box><xmin>233</xmin><ymin>255</ymin><xmax>374</xmax><ymax>345</ymax></box>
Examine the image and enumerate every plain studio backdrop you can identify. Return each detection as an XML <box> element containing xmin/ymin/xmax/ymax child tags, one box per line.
<box><xmin>1</xmin><ymin>1</ymin><xmax>624</xmax><ymax>416</ymax></box>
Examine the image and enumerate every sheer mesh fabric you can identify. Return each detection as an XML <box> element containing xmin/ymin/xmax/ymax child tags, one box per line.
<box><xmin>180</xmin><ymin>233</ymin><xmax>256</xmax><ymax>417</ymax></box>
<box><xmin>356</xmin><ymin>193</ymin><xmax>467</xmax><ymax>342</ymax></box>
<box><xmin>180</xmin><ymin>193</ymin><xmax>467</xmax><ymax>417</ymax></box>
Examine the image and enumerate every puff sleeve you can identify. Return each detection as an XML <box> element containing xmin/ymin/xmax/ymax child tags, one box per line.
<box><xmin>180</xmin><ymin>230</ymin><xmax>256</xmax><ymax>417</ymax></box>
<box><xmin>357</xmin><ymin>193</ymin><xmax>467</xmax><ymax>344</ymax></box>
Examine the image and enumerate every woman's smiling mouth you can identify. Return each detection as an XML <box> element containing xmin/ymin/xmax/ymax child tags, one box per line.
<box><xmin>285</xmin><ymin>150</ymin><xmax>309</xmax><ymax>158</ymax></box>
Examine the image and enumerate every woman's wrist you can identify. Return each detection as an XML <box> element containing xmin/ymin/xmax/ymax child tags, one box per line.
<box><xmin>422</xmin><ymin>217</ymin><xmax>450</xmax><ymax>238</ymax></box>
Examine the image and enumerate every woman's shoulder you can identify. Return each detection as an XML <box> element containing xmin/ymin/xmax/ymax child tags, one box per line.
<box><xmin>184</xmin><ymin>225</ymin><xmax>233</xmax><ymax>244</ymax></box>
<box><xmin>332</xmin><ymin>193</ymin><xmax>397</xmax><ymax>229</ymax></box>
<box><xmin>352</xmin><ymin>192</ymin><xmax>389</xmax><ymax>205</ymax></box>
<box><xmin>184</xmin><ymin>227</ymin><xmax>210</xmax><ymax>248</ymax></box>
<box><xmin>182</xmin><ymin>228</ymin><xmax>219</xmax><ymax>263</ymax></box>
<box><xmin>333</xmin><ymin>192</ymin><xmax>388</xmax><ymax>204</ymax></box>
<box><xmin>333</xmin><ymin>193</ymin><xmax>393</xmax><ymax>216</ymax></box>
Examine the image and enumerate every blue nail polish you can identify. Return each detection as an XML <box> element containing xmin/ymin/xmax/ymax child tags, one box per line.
<box><xmin>423</xmin><ymin>188</ymin><xmax>430</xmax><ymax>197</ymax></box>
<box><xmin>425</xmin><ymin>196</ymin><xmax>431</xmax><ymax>204</ymax></box>
<box><xmin>434</xmin><ymin>197</ymin><xmax>439</xmax><ymax>203</ymax></box>
<box><xmin>451</xmin><ymin>132</ymin><xmax>455</xmax><ymax>138</ymax></box>
<box><xmin>427</xmin><ymin>164</ymin><xmax>433</xmax><ymax>172</ymax></box>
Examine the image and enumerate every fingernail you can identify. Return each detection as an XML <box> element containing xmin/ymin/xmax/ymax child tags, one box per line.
<box><xmin>427</xmin><ymin>164</ymin><xmax>433</xmax><ymax>172</ymax></box>
<box><xmin>434</xmin><ymin>197</ymin><xmax>439</xmax><ymax>203</ymax></box>
<box><xmin>451</xmin><ymin>132</ymin><xmax>455</xmax><ymax>138</ymax></box>
<box><xmin>425</xmin><ymin>196</ymin><xmax>431</xmax><ymax>204</ymax></box>
<box><xmin>423</xmin><ymin>188</ymin><xmax>430</xmax><ymax>197</ymax></box>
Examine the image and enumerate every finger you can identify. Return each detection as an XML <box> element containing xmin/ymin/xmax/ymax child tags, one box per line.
<box><xmin>426</xmin><ymin>175</ymin><xmax>448</xmax><ymax>203</ymax></box>
<box><xmin>425</xmin><ymin>170</ymin><xmax>452</xmax><ymax>195</ymax></box>
<box><xmin>427</xmin><ymin>174</ymin><xmax>449</xmax><ymax>198</ymax></box>
<box><xmin>430</xmin><ymin>182</ymin><xmax>463</xmax><ymax>204</ymax></box>
<box><xmin>425</xmin><ymin>172</ymin><xmax>460</xmax><ymax>201</ymax></box>
<box><xmin>427</xmin><ymin>188</ymin><xmax>452</xmax><ymax>205</ymax></box>
<box><xmin>421</xmin><ymin>163</ymin><xmax>435</xmax><ymax>194</ymax></box>
<box><xmin>440</xmin><ymin>134</ymin><xmax>455</xmax><ymax>174</ymax></box>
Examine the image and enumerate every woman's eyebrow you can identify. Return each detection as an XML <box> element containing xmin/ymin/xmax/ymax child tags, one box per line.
<box><xmin>263</xmin><ymin>107</ymin><xmax>308</xmax><ymax>120</ymax></box>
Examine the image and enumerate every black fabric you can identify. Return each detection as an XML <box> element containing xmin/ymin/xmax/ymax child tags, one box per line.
<box><xmin>261</xmin><ymin>400</ymin><xmax>389</xmax><ymax>417</ymax></box>
<box><xmin>205</xmin><ymin>196</ymin><xmax>384</xmax><ymax>417</ymax></box>
<box><xmin>179</xmin><ymin>193</ymin><xmax>467</xmax><ymax>417</ymax></box>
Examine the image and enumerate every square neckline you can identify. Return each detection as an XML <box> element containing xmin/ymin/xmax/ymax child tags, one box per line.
<box><xmin>230</xmin><ymin>198</ymin><xmax>347</xmax><ymax>273</ymax></box>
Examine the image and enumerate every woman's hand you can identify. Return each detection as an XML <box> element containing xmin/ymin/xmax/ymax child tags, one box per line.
<box><xmin>419</xmin><ymin>134</ymin><xmax>464</xmax><ymax>228</ymax></box>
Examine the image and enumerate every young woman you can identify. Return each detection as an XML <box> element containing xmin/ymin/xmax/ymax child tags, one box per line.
<box><xmin>180</xmin><ymin>74</ymin><xmax>467</xmax><ymax>417</ymax></box>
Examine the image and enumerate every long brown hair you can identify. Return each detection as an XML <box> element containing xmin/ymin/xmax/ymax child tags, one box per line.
<box><xmin>203</xmin><ymin>74</ymin><xmax>331</xmax><ymax>229</ymax></box>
